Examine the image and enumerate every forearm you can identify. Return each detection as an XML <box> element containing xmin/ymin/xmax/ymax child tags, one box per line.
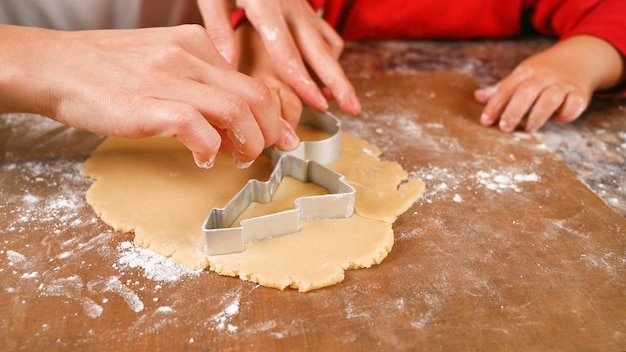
<box><xmin>0</xmin><ymin>25</ymin><xmax>60</xmax><ymax>116</ymax></box>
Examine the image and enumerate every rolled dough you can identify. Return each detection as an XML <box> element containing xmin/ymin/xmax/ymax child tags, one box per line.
<box><xmin>82</xmin><ymin>131</ymin><xmax>424</xmax><ymax>292</ymax></box>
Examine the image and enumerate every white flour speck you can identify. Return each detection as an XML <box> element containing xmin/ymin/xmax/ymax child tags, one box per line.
<box><xmin>156</xmin><ymin>306</ymin><xmax>174</xmax><ymax>314</ymax></box>
<box><xmin>260</xmin><ymin>25</ymin><xmax>278</xmax><ymax>41</ymax></box>
<box><xmin>23</xmin><ymin>194</ymin><xmax>39</xmax><ymax>204</ymax></box>
<box><xmin>209</xmin><ymin>294</ymin><xmax>241</xmax><ymax>332</ymax></box>
<box><xmin>410</xmin><ymin>164</ymin><xmax>542</xmax><ymax>203</ymax></box>
<box><xmin>116</xmin><ymin>241</ymin><xmax>198</xmax><ymax>283</ymax></box>
<box><xmin>21</xmin><ymin>272</ymin><xmax>38</xmax><ymax>279</ymax></box>
<box><xmin>224</xmin><ymin>301</ymin><xmax>239</xmax><ymax>316</ymax></box>
<box><xmin>424</xmin><ymin>122</ymin><xmax>444</xmax><ymax>129</ymax></box>
<box><xmin>58</xmin><ymin>251</ymin><xmax>72</xmax><ymax>260</ymax></box>
<box><xmin>476</xmin><ymin>170</ymin><xmax>540</xmax><ymax>193</ymax></box>
<box><xmin>435</xmin><ymin>183</ymin><xmax>448</xmax><ymax>191</ymax></box>
<box><xmin>362</xmin><ymin>147</ymin><xmax>376</xmax><ymax>156</ymax></box>
<box><xmin>38</xmin><ymin>275</ymin><xmax>104</xmax><ymax>319</ymax></box>
<box><xmin>87</xmin><ymin>276</ymin><xmax>144</xmax><ymax>313</ymax></box>
<box><xmin>7</xmin><ymin>250</ymin><xmax>27</xmax><ymax>267</ymax></box>
<box><xmin>513</xmin><ymin>173</ymin><xmax>540</xmax><ymax>182</ymax></box>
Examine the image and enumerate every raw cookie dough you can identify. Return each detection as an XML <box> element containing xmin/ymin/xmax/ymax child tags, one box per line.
<box><xmin>82</xmin><ymin>132</ymin><xmax>424</xmax><ymax>292</ymax></box>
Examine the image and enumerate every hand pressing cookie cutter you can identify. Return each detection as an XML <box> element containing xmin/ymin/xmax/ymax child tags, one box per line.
<box><xmin>203</xmin><ymin>108</ymin><xmax>355</xmax><ymax>256</ymax></box>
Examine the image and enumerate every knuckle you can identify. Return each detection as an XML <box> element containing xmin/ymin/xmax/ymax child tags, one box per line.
<box><xmin>176</xmin><ymin>23</ymin><xmax>206</xmax><ymax>38</ymax></box>
<box><xmin>248</xmin><ymin>80</ymin><xmax>272</xmax><ymax>105</ymax></box>
<box><xmin>150</xmin><ymin>25</ymin><xmax>206</xmax><ymax>62</ymax></box>
<box><xmin>248</xmin><ymin>136</ymin><xmax>265</xmax><ymax>155</ymax></box>
<box><xmin>161</xmin><ymin>43</ymin><xmax>187</xmax><ymax>60</ymax></box>
<box><xmin>221</xmin><ymin>97</ymin><xmax>249</xmax><ymax>127</ymax></box>
<box><xmin>529</xmin><ymin>105</ymin><xmax>549</xmax><ymax>120</ymax></box>
<box><xmin>162</xmin><ymin>105</ymin><xmax>198</xmax><ymax>135</ymax></box>
<box><xmin>567</xmin><ymin>90</ymin><xmax>588</xmax><ymax>107</ymax></box>
<box><xmin>236</xmin><ymin>80</ymin><xmax>273</xmax><ymax>113</ymax></box>
<box><xmin>484</xmin><ymin>97</ymin><xmax>505</xmax><ymax>116</ymax></box>
<box><xmin>148</xmin><ymin>43</ymin><xmax>188</xmax><ymax>70</ymax></box>
<box><xmin>560</xmin><ymin>91</ymin><xmax>588</xmax><ymax>122</ymax></box>
<box><xmin>515</xmin><ymin>81</ymin><xmax>538</xmax><ymax>96</ymax></box>
<box><xmin>328</xmin><ymin>34</ymin><xmax>345</xmax><ymax>54</ymax></box>
<box><xmin>539</xmin><ymin>88</ymin><xmax>564</xmax><ymax>106</ymax></box>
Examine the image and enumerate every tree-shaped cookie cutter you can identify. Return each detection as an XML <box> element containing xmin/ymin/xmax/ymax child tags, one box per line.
<box><xmin>203</xmin><ymin>108</ymin><xmax>356</xmax><ymax>256</ymax></box>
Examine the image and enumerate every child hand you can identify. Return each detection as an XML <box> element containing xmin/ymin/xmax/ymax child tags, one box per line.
<box><xmin>475</xmin><ymin>51</ymin><xmax>591</xmax><ymax>132</ymax></box>
<box><xmin>475</xmin><ymin>35</ymin><xmax>624</xmax><ymax>132</ymax></box>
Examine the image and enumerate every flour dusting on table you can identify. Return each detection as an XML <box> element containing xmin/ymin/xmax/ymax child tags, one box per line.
<box><xmin>115</xmin><ymin>241</ymin><xmax>199</xmax><ymax>284</ymax></box>
<box><xmin>409</xmin><ymin>165</ymin><xmax>542</xmax><ymax>204</ymax></box>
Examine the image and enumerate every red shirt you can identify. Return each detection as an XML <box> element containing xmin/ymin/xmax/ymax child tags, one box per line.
<box><xmin>312</xmin><ymin>0</ymin><xmax>626</xmax><ymax>56</ymax></box>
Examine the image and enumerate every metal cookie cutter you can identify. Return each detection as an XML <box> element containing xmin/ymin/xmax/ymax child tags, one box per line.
<box><xmin>203</xmin><ymin>108</ymin><xmax>355</xmax><ymax>256</ymax></box>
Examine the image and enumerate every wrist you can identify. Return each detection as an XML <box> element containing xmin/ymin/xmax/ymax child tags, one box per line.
<box><xmin>0</xmin><ymin>25</ymin><xmax>64</xmax><ymax>117</ymax></box>
<box><xmin>561</xmin><ymin>35</ymin><xmax>625</xmax><ymax>91</ymax></box>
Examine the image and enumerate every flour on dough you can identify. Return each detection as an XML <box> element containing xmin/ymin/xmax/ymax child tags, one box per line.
<box><xmin>82</xmin><ymin>132</ymin><xmax>424</xmax><ymax>292</ymax></box>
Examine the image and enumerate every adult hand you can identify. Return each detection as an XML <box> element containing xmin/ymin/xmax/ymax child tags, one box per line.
<box><xmin>0</xmin><ymin>24</ymin><xmax>300</xmax><ymax>168</ymax></box>
<box><xmin>198</xmin><ymin>0</ymin><xmax>361</xmax><ymax>115</ymax></box>
<box><xmin>475</xmin><ymin>35</ymin><xmax>624</xmax><ymax>132</ymax></box>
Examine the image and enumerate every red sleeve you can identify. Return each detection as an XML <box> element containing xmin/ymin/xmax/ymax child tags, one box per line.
<box><xmin>315</xmin><ymin>0</ymin><xmax>345</xmax><ymax>28</ymax></box>
<box><xmin>309</xmin><ymin>0</ymin><xmax>327</xmax><ymax>12</ymax></box>
<box><xmin>318</xmin><ymin>0</ymin><xmax>526</xmax><ymax>40</ymax></box>
<box><xmin>231</xmin><ymin>10</ymin><xmax>246</xmax><ymax>28</ymax></box>
<box><xmin>529</xmin><ymin>0</ymin><xmax>626</xmax><ymax>56</ymax></box>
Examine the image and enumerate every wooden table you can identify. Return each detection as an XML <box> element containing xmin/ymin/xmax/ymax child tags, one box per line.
<box><xmin>1</xmin><ymin>40</ymin><xmax>625</xmax><ymax>351</ymax></box>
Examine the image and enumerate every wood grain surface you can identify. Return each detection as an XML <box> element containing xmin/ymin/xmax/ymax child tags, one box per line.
<box><xmin>1</xmin><ymin>73</ymin><xmax>625</xmax><ymax>351</ymax></box>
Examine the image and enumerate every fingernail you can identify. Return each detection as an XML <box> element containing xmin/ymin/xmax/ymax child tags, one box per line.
<box><xmin>195</xmin><ymin>154</ymin><xmax>216</xmax><ymax>169</ymax></box>
<box><xmin>217</xmin><ymin>46</ymin><xmax>234</xmax><ymax>65</ymax></box>
<box><xmin>348</xmin><ymin>93</ymin><xmax>361</xmax><ymax>114</ymax></box>
<box><xmin>480</xmin><ymin>113</ymin><xmax>492</xmax><ymax>125</ymax></box>
<box><xmin>234</xmin><ymin>155</ymin><xmax>255</xmax><ymax>169</ymax></box>
<box><xmin>280</xmin><ymin>119</ymin><xmax>300</xmax><ymax>150</ymax></box>
<box><xmin>482</xmin><ymin>85</ymin><xmax>498</xmax><ymax>98</ymax></box>
<box><xmin>499</xmin><ymin>119</ymin><xmax>513</xmax><ymax>132</ymax></box>
<box><xmin>316</xmin><ymin>92</ymin><xmax>329</xmax><ymax>111</ymax></box>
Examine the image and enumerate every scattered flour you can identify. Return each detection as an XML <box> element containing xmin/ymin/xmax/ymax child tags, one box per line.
<box><xmin>476</xmin><ymin>170</ymin><xmax>540</xmax><ymax>193</ymax></box>
<box><xmin>3</xmin><ymin>159</ymin><xmax>89</xmax><ymax>236</ymax></box>
<box><xmin>156</xmin><ymin>306</ymin><xmax>174</xmax><ymax>314</ymax></box>
<box><xmin>38</xmin><ymin>275</ymin><xmax>104</xmax><ymax>319</ymax></box>
<box><xmin>115</xmin><ymin>241</ymin><xmax>199</xmax><ymax>283</ymax></box>
<box><xmin>580</xmin><ymin>252</ymin><xmax>624</xmax><ymax>277</ymax></box>
<box><xmin>208</xmin><ymin>293</ymin><xmax>241</xmax><ymax>333</ymax></box>
<box><xmin>619</xmin><ymin>131</ymin><xmax>626</xmax><ymax>149</ymax></box>
<box><xmin>6</xmin><ymin>232</ymin><xmax>197</xmax><ymax>320</ymax></box>
<box><xmin>6</xmin><ymin>250</ymin><xmax>29</xmax><ymax>268</ymax></box>
<box><xmin>87</xmin><ymin>276</ymin><xmax>145</xmax><ymax>313</ymax></box>
<box><xmin>20</xmin><ymin>272</ymin><xmax>38</xmax><ymax>279</ymax></box>
<box><xmin>410</xmin><ymin>165</ymin><xmax>542</xmax><ymax>203</ymax></box>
